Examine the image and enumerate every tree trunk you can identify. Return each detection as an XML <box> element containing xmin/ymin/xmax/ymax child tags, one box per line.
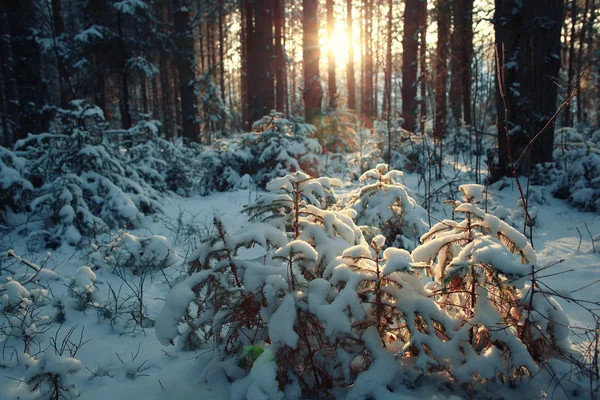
<box><xmin>6</xmin><ymin>0</ymin><xmax>47</xmax><ymax>139</ymax></box>
<box><xmin>274</xmin><ymin>0</ymin><xmax>286</xmax><ymax>113</ymax></box>
<box><xmin>383</xmin><ymin>0</ymin><xmax>392</xmax><ymax>119</ymax></box>
<box><xmin>346</xmin><ymin>0</ymin><xmax>356</xmax><ymax>112</ymax></box>
<box><xmin>419</xmin><ymin>0</ymin><xmax>428</xmax><ymax>131</ymax></box>
<box><xmin>51</xmin><ymin>0</ymin><xmax>73</xmax><ymax>108</ymax></box>
<box><xmin>576</xmin><ymin>0</ymin><xmax>590</xmax><ymax>123</ymax></box>
<box><xmin>362</xmin><ymin>0</ymin><xmax>374</xmax><ymax>123</ymax></box>
<box><xmin>0</xmin><ymin>0</ymin><xmax>19</xmax><ymax>146</ymax></box>
<box><xmin>303</xmin><ymin>0</ymin><xmax>322</xmax><ymax>126</ymax></box>
<box><xmin>117</xmin><ymin>13</ymin><xmax>132</xmax><ymax>129</ymax></box>
<box><xmin>326</xmin><ymin>0</ymin><xmax>337</xmax><ymax>111</ymax></box>
<box><xmin>563</xmin><ymin>0</ymin><xmax>576</xmax><ymax>127</ymax></box>
<box><xmin>242</xmin><ymin>0</ymin><xmax>254</xmax><ymax>129</ymax></box>
<box><xmin>449</xmin><ymin>0</ymin><xmax>463</xmax><ymax>126</ymax></box>
<box><xmin>252</xmin><ymin>0</ymin><xmax>274</xmax><ymax>122</ymax></box>
<box><xmin>402</xmin><ymin>0</ymin><xmax>420</xmax><ymax>132</ymax></box>
<box><xmin>434</xmin><ymin>0</ymin><xmax>450</xmax><ymax>140</ymax></box>
<box><xmin>172</xmin><ymin>0</ymin><xmax>199</xmax><ymax>142</ymax></box>
<box><xmin>495</xmin><ymin>0</ymin><xmax>564</xmax><ymax>176</ymax></box>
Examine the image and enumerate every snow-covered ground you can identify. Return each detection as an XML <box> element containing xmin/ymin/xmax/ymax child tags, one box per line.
<box><xmin>1</xmin><ymin>166</ymin><xmax>599</xmax><ymax>399</ymax></box>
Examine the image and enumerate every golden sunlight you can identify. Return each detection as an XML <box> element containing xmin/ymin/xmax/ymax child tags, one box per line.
<box><xmin>322</xmin><ymin>21</ymin><xmax>350</xmax><ymax>63</ymax></box>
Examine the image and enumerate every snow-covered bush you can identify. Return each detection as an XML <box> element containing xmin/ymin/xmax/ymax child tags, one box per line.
<box><xmin>376</xmin><ymin>120</ymin><xmax>429</xmax><ymax>173</ymax></box>
<box><xmin>157</xmin><ymin>173</ymin><xmax>369</xmax><ymax>397</ymax></box>
<box><xmin>14</xmin><ymin>101</ymin><xmax>162</xmax><ymax>247</ymax></box>
<box><xmin>90</xmin><ymin>232</ymin><xmax>179</xmax><ymax>274</ymax></box>
<box><xmin>25</xmin><ymin>352</ymin><xmax>81</xmax><ymax>400</ymax></box>
<box><xmin>156</xmin><ymin>176</ymin><xmax>575</xmax><ymax>397</ymax></box>
<box><xmin>412</xmin><ymin>184</ymin><xmax>571</xmax><ymax>383</ymax></box>
<box><xmin>532</xmin><ymin>127</ymin><xmax>600</xmax><ymax>211</ymax></box>
<box><xmin>247</xmin><ymin>111</ymin><xmax>322</xmax><ymax>186</ymax></box>
<box><xmin>196</xmin><ymin>141</ymin><xmax>250</xmax><ymax>196</ymax></box>
<box><xmin>347</xmin><ymin>164</ymin><xmax>428</xmax><ymax>250</ymax></box>
<box><xmin>0</xmin><ymin>147</ymin><xmax>33</xmax><ymax>228</ymax></box>
<box><xmin>320</xmin><ymin>109</ymin><xmax>359</xmax><ymax>153</ymax></box>
<box><xmin>0</xmin><ymin>279</ymin><xmax>51</xmax><ymax>354</ymax></box>
<box><xmin>69</xmin><ymin>266</ymin><xmax>98</xmax><ymax>310</ymax></box>
<box><xmin>196</xmin><ymin>112</ymin><xmax>321</xmax><ymax>195</ymax></box>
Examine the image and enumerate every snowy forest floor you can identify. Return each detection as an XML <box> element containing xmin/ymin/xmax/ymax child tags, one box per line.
<box><xmin>1</xmin><ymin>153</ymin><xmax>599</xmax><ymax>400</ymax></box>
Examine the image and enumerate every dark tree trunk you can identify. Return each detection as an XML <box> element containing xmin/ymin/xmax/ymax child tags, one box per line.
<box><xmin>449</xmin><ymin>1</ymin><xmax>463</xmax><ymax>125</ymax></box>
<box><xmin>117</xmin><ymin>13</ymin><xmax>132</xmax><ymax>129</ymax></box>
<box><xmin>362</xmin><ymin>0</ymin><xmax>374</xmax><ymax>123</ymax></box>
<box><xmin>51</xmin><ymin>0</ymin><xmax>73</xmax><ymax>108</ymax></box>
<box><xmin>6</xmin><ymin>0</ymin><xmax>47</xmax><ymax>139</ymax></box>
<box><xmin>303</xmin><ymin>0</ymin><xmax>322</xmax><ymax>126</ymax></box>
<box><xmin>274</xmin><ymin>0</ymin><xmax>286</xmax><ymax>113</ymax></box>
<box><xmin>0</xmin><ymin>0</ymin><xmax>19</xmax><ymax>146</ymax></box>
<box><xmin>449</xmin><ymin>0</ymin><xmax>474</xmax><ymax>126</ymax></box>
<box><xmin>326</xmin><ymin>0</ymin><xmax>337</xmax><ymax>111</ymax></box>
<box><xmin>419</xmin><ymin>0</ymin><xmax>428</xmax><ymax>130</ymax></box>
<box><xmin>563</xmin><ymin>0</ymin><xmax>576</xmax><ymax>127</ymax></box>
<box><xmin>495</xmin><ymin>0</ymin><xmax>564</xmax><ymax>176</ymax></box>
<box><xmin>402</xmin><ymin>0</ymin><xmax>420</xmax><ymax>132</ymax></box>
<box><xmin>346</xmin><ymin>0</ymin><xmax>356</xmax><ymax>112</ymax></box>
<box><xmin>434</xmin><ymin>0</ymin><xmax>450</xmax><ymax>140</ymax></box>
<box><xmin>252</xmin><ymin>0</ymin><xmax>274</xmax><ymax>122</ymax></box>
<box><xmin>383</xmin><ymin>0</ymin><xmax>392</xmax><ymax>119</ymax></box>
<box><xmin>576</xmin><ymin>0</ymin><xmax>590</xmax><ymax>123</ymax></box>
<box><xmin>219</xmin><ymin>0</ymin><xmax>226</xmax><ymax>102</ymax></box>
<box><xmin>461</xmin><ymin>0</ymin><xmax>473</xmax><ymax>125</ymax></box>
<box><xmin>242</xmin><ymin>0</ymin><xmax>254</xmax><ymax>129</ymax></box>
<box><xmin>172</xmin><ymin>0</ymin><xmax>200</xmax><ymax>142</ymax></box>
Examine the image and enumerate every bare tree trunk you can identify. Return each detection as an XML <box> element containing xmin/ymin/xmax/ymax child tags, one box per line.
<box><xmin>419</xmin><ymin>0</ymin><xmax>428</xmax><ymax>130</ymax></box>
<box><xmin>172</xmin><ymin>0</ymin><xmax>200</xmax><ymax>142</ymax></box>
<box><xmin>576</xmin><ymin>0</ymin><xmax>590</xmax><ymax>123</ymax></box>
<box><xmin>252</xmin><ymin>0</ymin><xmax>274</xmax><ymax>122</ymax></box>
<box><xmin>346</xmin><ymin>0</ymin><xmax>356</xmax><ymax>112</ymax></box>
<box><xmin>434</xmin><ymin>0</ymin><xmax>450</xmax><ymax>140</ymax></box>
<box><xmin>50</xmin><ymin>0</ymin><xmax>73</xmax><ymax>108</ymax></box>
<box><xmin>0</xmin><ymin>0</ymin><xmax>19</xmax><ymax>146</ymax></box>
<box><xmin>303</xmin><ymin>0</ymin><xmax>322</xmax><ymax>126</ymax></box>
<box><xmin>274</xmin><ymin>0</ymin><xmax>286</xmax><ymax>113</ymax></box>
<box><xmin>362</xmin><ymin>0</ymin><xmax>374</xmax><ymax>122</ymax></box>
<box><xmin>219</xmin><ymin>0</ymin><xmax>226</xmax><ymax>101</ymax></box>
<box><xmin>462</xmin><ymin>0</ymin><xmax>473</xmax><ymax>126</ymax></box>
<box><xmin>495</xmin><ymin>0</ymin><xmax>564</xmax><ymax>177</ymax></box>
<box><xmin>117</xmin><ymin>13</ymin><xmax>132</xmax><ymax>129</ymax></box>
<box><xmin>563</xmin><ymin>0</ymin><xmax>576</xmax><ymax>127</ymax></box>
<box><xmin>383</xmin><ymin>0</ymin><xmax>392</xmax><ymax>119</ymax></box>
<box><xmin>449</xmin><ymin>0</ymin><xmax>463</xmax><ymax>126</ymax></box>
<box><xmin>402</xmin><ymin>0</ymin><xmax>420</xmax><ymax>132</ymax></box>
<box><xmin>326</xmin><ymin>0</ymin><xmax>337</xmax><ymax>111</ymax></box>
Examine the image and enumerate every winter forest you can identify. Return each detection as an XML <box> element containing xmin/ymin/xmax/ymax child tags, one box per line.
<box><xmin>1</xmin><ymin>0</ymin><xmax>600</xmax><ymax>398</ymax></box>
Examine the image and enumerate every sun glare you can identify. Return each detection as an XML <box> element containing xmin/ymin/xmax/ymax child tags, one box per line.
<box><xmin>324</xmin><ymin>22</ymin><xmax>350</xmax><ymax>63</ymax></box>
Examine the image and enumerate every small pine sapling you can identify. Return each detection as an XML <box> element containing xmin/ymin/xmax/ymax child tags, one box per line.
<box><xmin>412</xmin><ymin>184</ymin><xmax>569</xmax><ymax>385</ymax></box>
<box><xmin>348</xmin><ymin>164</ymin><xmax>428</xmax><ymax>250</ymax></box>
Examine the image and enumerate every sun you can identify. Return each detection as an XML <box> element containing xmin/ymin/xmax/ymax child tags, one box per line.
<box><xmin>323</xmin><ymin>21</ymin><xmax>350</xmax><ymax>63</ymax></box>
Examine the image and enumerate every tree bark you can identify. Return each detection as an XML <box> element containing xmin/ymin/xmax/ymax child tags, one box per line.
<box><xmin>251</xmin><ymin>0</ymin><xmax>274</xmax><ymax>122</ymax></box>
<box><xmin>274</xmin><ymin>0</ymin><xmax>286</xmax><ymax>113</ymax></box>
<box><xmin>419</xmin><ymin>0</ymin><xmax>428</xmax><ymax>131</ymax></box>
<box><xmin>563</xmin><ymin>0</ymin><xmax>576</xmax><ymax>127</ymax></box>
<box><xmin>494</xmin><ymin>0</ymin><xmax>564</xmax><ymax>176</ymax></box>
<box><xmin>172</xmin><ymin>0</ymin><xmax>200</xmax><ymax>142</ymax></box>
<box><xmin>303</xmin><ymin>0</ymin><xmax>322</xmax><ymax>126</ymax></box>
<box><xmin>434</xmin><ymin>0</ymin><xmax>450</xmax><ymax>140</ymax></box>
<box><xmin>346</xmin><ymin>0</ymin><xmax>356</xmax><ymax>112</ymax></box>
<box><xmin>402</xmin><ymin>0</ymin><xmax>420</xmax><ymax>132</ymax></box>
<box><xmin>326</xmin><ymin>0</ymin><xmax>337</xmax><ymax>111</ymax></box>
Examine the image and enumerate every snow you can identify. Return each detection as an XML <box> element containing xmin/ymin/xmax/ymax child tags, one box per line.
<box><xmin>268</xmin><ymin>294</ymin><xmax>299</xmax><ymax>348</ymax></box>
<box><xmin>2</xmin><ymin>142</ymin><xmax>599</xmax><ymax>400</ymax></box>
